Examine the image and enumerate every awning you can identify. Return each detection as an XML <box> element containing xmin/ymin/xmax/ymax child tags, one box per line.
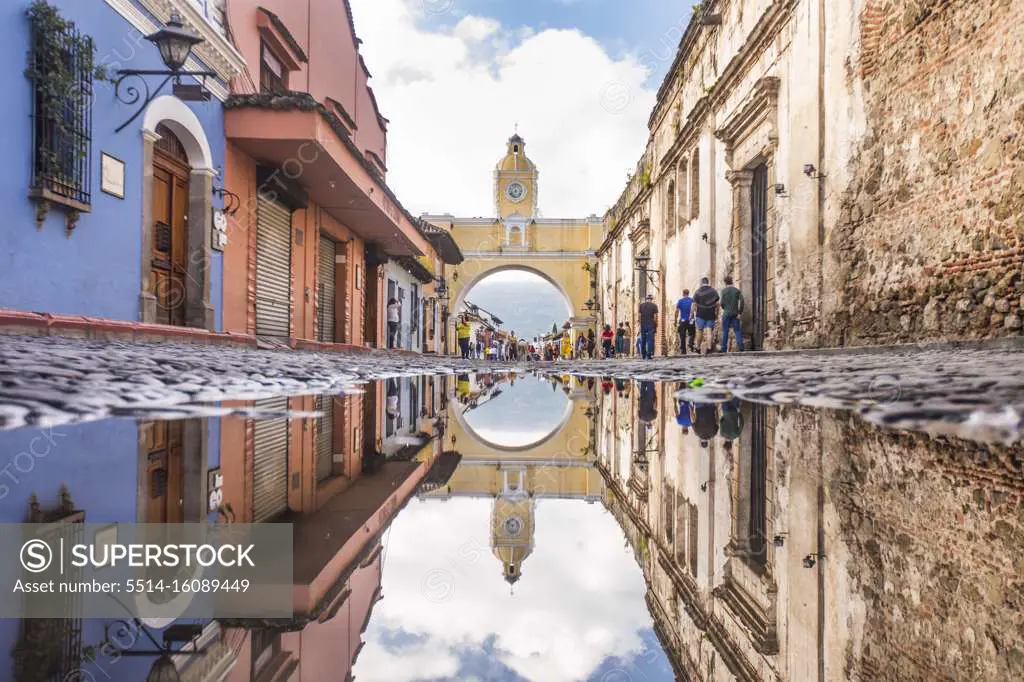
<box><xmin>395</xmin><ymin>256</ymin><xmax>434</xmax><ymax>284</ymax></box>
<box><xmin>419</xmin><ymin>222</ymin><xmax>464</xmax><ymax>265</ymax></box>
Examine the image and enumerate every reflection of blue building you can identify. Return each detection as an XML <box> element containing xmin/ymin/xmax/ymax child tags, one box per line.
<box><xmin>0</xmin><ymin>415</ymin><xmax>223</xmax><ymax>681</ymax></box>
<box><xmin>0</xmin><ymin>0</ymin><xmax>244</xmax><ymax>330</ymax></box>
<box><xmin>0</xmin><ymin>3</ymin><xmax>243</xmax><ymax>671</ymax></box>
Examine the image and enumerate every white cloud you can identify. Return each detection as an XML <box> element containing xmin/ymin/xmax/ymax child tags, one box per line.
<box><xmin>352</xmin><ymin>498</ymin><xmax>655</xmax><ymax>682</ymax></box>
<box><xmin>349</xmin><ymin>0</ymin><xmax>655</xmax><ymax>218</ymax></box>
<box><xmin>453</xmin><ymin>16</ymin><xmax>501</xmax><ymax>42</ymax></box>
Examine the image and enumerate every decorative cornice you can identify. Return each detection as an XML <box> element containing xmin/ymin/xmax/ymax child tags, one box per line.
<box><xmin>105</xmin><ymin>0</ymin><xmax>246</xmax><ymax>99</ymax></box>
<box><xmin>713</xmin><ymin>575</ymin><xmax>780</xmax><ymax>655</ymax></box>
<box><xmin>460</xmin><ymin>251</ymin><xmax>595</xmax><ymax>259</ymax></box>
<box><xmin>726</xmin><ymin>169</ymin><xmax>755</xmax><ymax>187</ymax></box>
<box><xmin>629</xmin><ymin>218</ymin><xmax>650</xmax><ymax>243</ymax></box>
<box><xmin>715</xmin><ymin>76</ymin><xmax>781</xmax><ymax>166</ymax></box>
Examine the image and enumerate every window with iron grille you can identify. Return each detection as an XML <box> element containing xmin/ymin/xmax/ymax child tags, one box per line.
<box><xmin>12</xmin><ymin>488</ymin><xmax>85</xmax><ymax>682</ymax></box>
<box><xmin>26</xmin><ymin>1</ymin><xmax>95</xmax><ymax>211</ymax></box>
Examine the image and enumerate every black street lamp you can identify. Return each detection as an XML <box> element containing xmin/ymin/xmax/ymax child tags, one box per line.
<box><xmin>634</xmin><ymin>254</ymin><xmax>660</xmax><ymax>290</ymax></box>
<box><xmin>103</xmin><ymin>620</ymin><xmax>208</xmax><ymax>682</ymax></box>
<box><xmin>434</xmin><ymin>277</ymin><xmax>449</xmax><ymax>301</ymax></box>
<box><xmin>113</xmin><ymin>14</ymin><xmax>217</xmax><ymax>133</ymax></box>
<box><xmin>147</xmin><ymin>15</ymin><xmax>204</xmax><ymax>70</ymax></box>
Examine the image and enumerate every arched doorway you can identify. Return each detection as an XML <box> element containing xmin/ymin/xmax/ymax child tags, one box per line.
<box><xmin>140</xmin><ymin>95</ymin><xmax>215</xmax><ymax>330</ymax></box>
<box><xmin>150</xmin><ymin>124</ymin><xmax>190</xmax><ymax>326</ymax></box>
<box><xmin>135</xmin><ymin>97</ymin><xmax>215</xmax><ymax>530</ymax></box>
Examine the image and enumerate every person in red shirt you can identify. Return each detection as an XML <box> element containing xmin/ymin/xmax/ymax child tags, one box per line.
<box><xmin>600</xmin><ymin>324</ymin><xmax>615</xmax><ymax>358</ymax></box>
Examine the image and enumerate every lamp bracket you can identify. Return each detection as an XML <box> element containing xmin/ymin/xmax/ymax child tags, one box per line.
<box><xmin>213</xmin><ymin>185</ymin><xmax>242</xmax><ymax>216</ymax></box>
<box><xmin>113</xmin><ymin>69</ymin><xmax>217</xmax><ymax>134</ymax></box>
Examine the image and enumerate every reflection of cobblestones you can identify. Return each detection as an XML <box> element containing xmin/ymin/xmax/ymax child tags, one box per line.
<box><xmin>540</xmin><ymin>344</ymin><xmax>1024</xmax><ymax>444</ymax></box>
<box><xmin>1</xmin><ymin>335</ymin><xmax>1022</xmax><ymax>443</ymax></box>
<box><xmin>0</xmin><ymin>335</ymin><xmax>481</xmax><ymax>431</ymax></box>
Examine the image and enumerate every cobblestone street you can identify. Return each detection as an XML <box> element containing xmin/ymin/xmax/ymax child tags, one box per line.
<box><xmin>2</xmin><ymin>334</ymin><xmax>1022</xmax><ymax>443</ymax></box>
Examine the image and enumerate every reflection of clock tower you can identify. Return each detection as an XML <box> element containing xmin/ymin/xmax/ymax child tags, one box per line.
<box><xmin>490</xmin><ymin>467</ymin><xmax>535</xmax><ymax>586</ymax></box>
<box><xmin>494</xmin><ymin>132</ymin><xmax>538</xmax><ymax>247</ymax></box>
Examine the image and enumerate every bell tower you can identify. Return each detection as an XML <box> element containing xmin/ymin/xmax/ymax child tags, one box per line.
<box><xmin>490</xmin><ymin>466</ymin><xmax>535</xmax><ymax>587</ymax></box>
<box><xmin>494</xmin><ymin>130</ymin><xmax>539</xmax><ymax>234</ymax></box>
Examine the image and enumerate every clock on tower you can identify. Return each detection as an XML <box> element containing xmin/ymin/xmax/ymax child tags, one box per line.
<box><xmin>495</xmin><ymin>132</ymin><xmax>538</xmax><ymax>220</ymax></box>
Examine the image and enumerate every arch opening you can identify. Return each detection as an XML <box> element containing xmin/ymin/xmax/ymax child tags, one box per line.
<box><xmin>454</xmin><ymin>375</ymin><xmax>572</xmax><ymax>452</ymax></box>
<box><xmin>454</xmin><ymin>266</ymin><xmax>573</xmax><ymax>342</ymax></box>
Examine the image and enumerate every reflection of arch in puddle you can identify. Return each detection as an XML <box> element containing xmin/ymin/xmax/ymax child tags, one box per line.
<box><xmin>453</xmin><ymin>390</ymin><xmax>574</xmax><ymax>453</ymax></box>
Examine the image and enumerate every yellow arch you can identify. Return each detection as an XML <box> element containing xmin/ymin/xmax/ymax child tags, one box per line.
<box><xmin>451</xmin><ymin>387</ymin><xmax>574</xmax><ymax>453</ymax></box>
<box><xmin>452</xmin><ymin>263</ymin><xmax>575</xmax><ymax>318</ymax></box>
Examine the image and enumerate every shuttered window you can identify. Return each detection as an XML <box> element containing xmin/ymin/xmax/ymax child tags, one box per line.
<box><xmin>317</xmin><ymin>235</ymin><xmax>336</xmax><ymax>343</ymax></box>
<box><xmin>255</xmin><ymin>196</ymin><xmax>292</xmax><ymax>338</ymax></box>
<box><xmin>315</xmin><ymin>395</ymin><xmax>336</xmax><ymax>483</ymax></box>
<box><xmin>252</xmin><ymin>398</ymin><xmax>289</xmax><ymax>522</ymax></box>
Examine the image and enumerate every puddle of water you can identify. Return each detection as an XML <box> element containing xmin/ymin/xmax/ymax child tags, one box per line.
<box><xmin>0</xmin><ymin>373</ymin><xmax>1020</xmax><ymax>681</ymax></box>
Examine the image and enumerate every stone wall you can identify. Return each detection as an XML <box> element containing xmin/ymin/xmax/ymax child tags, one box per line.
<box><xmin>826</xmin><ymin>0</ymin><xmax>1024</xmax><ymax>346</ymax></box>
<box><xmin>826</xmin><ymin>417</ymin><xmax>1024</xmax><ymax>680</ymax></box>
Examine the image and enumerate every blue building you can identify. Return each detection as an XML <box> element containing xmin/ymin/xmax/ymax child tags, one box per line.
<box><xmin>0</xmin><ymin>3</ymin><xmax>245</xmax><ymax>679</ymax></box>
<box><xmin>0</xmin><ymin>0</ymin><xmax>246</xmax><ymax>331</ymax></box>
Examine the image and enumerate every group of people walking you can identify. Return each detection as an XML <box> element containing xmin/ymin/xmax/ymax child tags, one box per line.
<box><xmin>673</xmin><ymin>275</ymin><xmax>745</xmax><ymax>356</ymax></box>
<box><xmin>455</xmin><ymin>315</ymin><xmax>540</xmax><ymax>361</ymax></box>
<box><xmin>452</xmin><ymin>274</ymin><xmax>746</xmax><ymax>362</ymax></box>
<box><xmin>626</xmin><ymin>275</ymin><xmax>747</xmax><ymax>359</ymax></box>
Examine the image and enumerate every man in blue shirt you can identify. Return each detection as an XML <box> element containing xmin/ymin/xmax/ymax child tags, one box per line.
<box><xmin>675</xmin><ymin>397</ymin><xmax>693</xmax><ymax>435</ymax></box>
<box><xmin>674</xmin><ymin>289</ymin><xmax>696</xmax><ymax>355</ymax></box>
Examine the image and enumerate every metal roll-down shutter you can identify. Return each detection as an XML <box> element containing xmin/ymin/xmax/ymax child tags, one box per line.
<box><xmin>253</xmin><ymin>397</ymin><xmax>289</xmax><ymax>522</ymax></box>
<box><xmin>255</xmin><ymin>196</ymin><xmax>292</xmax><ymax>338</ymax></box>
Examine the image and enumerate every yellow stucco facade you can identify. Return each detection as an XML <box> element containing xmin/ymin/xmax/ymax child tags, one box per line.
<box><xmin>422</xmin><ymin>133</ymin><xmax>605</xmax><ymax>351</ymax></box>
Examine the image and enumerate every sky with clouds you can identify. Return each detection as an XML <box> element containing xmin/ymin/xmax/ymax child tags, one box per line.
<box><xmin>462</xmin><ymin>374</ymin><xmax>571</xmax><ymax>447</ymax></box>
<box><xmin>349</xmin><ymin>0</ymin><xmax>699</xmax><ymax>218</ymax></box>
<box><xmin>352</xmin><ymin>497</ymin><xmax>675</xmax><ymax>682</ymax></box>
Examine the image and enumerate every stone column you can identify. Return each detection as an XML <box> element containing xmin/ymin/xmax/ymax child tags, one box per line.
<box><xmin>726</xmin><ymin>170</ymin><xmax>754</xmax><ymax>346</ymax></box>
<box><xmin>139</xmin><ymin>130</ymin><xmax>160</xmax><ymax>324</ymax></box>
<box><xmin>187</xmin><ymin>168</ymin><xmax>216</xmax><ymax>330</ymax></box>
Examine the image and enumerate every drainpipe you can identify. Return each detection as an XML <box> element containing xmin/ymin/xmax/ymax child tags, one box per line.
<box><xmin>817</xmin><ymin>5</ymin><xmax>828</xmax><ymax>678</ymax></box>
<box><xmin>816</xmin><ymin>0</ymin><xmax>827</xmax><ymax>347</ymax></box>
<box><xmin>708</xmin><ymin>128</ymin><xmax>717</xmax><ymax>284</ymax></box>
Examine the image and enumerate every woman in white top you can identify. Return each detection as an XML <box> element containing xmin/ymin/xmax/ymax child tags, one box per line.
<box><xmin>386</xmin><ymin>298</ymin><xmax>400</xmax><ymax>349</ymax></box>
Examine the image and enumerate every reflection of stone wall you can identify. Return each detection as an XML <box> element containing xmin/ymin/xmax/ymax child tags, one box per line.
<box><xmin>827</xmin><ymin>0</ymin><xmax>1024</xmax><ymax>345</ymax></box>
<box><xmin>597</xmin><ymin>376</ymin><xmax>1024</xmax><ymax>680</ymax></box>
<box><xmin>826</xmin><ymin>416</ymin><xmax>1024</xmax><ymax>680</ymax></box>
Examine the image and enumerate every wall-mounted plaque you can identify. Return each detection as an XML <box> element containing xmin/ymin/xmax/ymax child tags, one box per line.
<box><xmin>100</xmin><ymin>153</ymin><xmax>125</xmax><ymax>199</ymax></box>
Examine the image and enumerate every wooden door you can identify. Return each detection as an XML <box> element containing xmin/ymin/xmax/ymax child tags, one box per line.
<box><xmin>143</xmin><ymin>421</ymin><xmax>184</xmax><ymax>523</ymax></box>
<box><xmin>151</xmin><ymin>125</ymin><xmax>191</xmax><ymax>327</ymax></box>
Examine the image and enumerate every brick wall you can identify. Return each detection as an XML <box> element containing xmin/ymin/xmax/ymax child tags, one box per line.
<box><xmin>827</xmin><ymin>416</ymin><xmax>1024</xmax><ymax>680</ymax></box>
<box><xmin>827</xmin><ymin>0</ymin><xmax>1024</xmax><ymax>345</ymax></box>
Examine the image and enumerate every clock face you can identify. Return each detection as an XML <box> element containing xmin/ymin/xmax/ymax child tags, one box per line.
<box><xmin>506</xmin><ymin>182</ymin><xmax>526</xmax><ymax>202</ymax></box>
<box><xmin>503</xmin><ymin>516</ymin><xmax>524</xmax><ymax>537</ymax></box>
